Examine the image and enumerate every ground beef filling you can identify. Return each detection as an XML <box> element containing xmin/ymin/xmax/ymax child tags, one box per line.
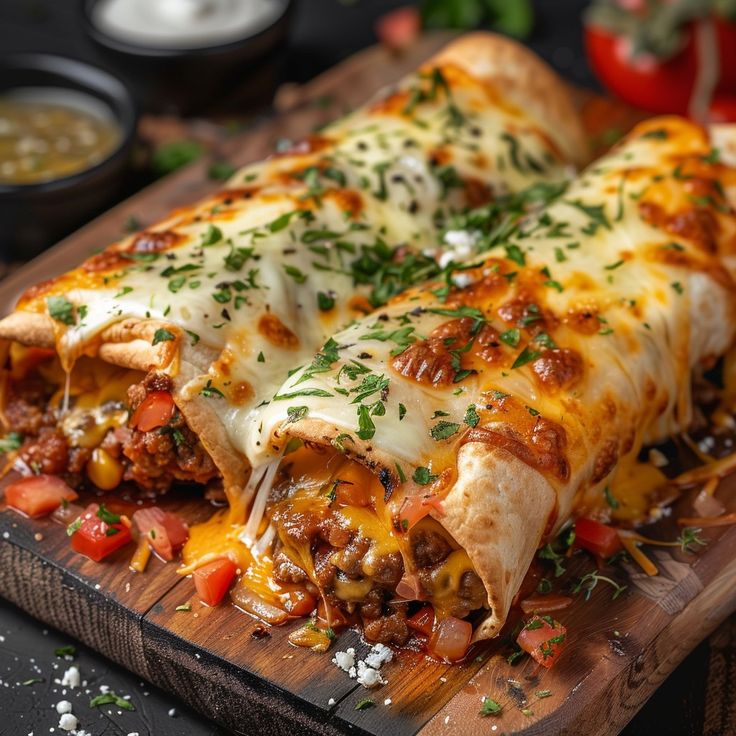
<box><xmin>271</xmin><ymin>507</ymin><xmax>486</xmax><ymax>644</ymax></box>
<box><xmin>5</xmin><ymin>370</ymin><xmax>218</xmax><ymax>493</ymax></box>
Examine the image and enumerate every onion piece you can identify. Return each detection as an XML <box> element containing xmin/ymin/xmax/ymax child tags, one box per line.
<box><xmin>693</xmin><ymin>487</ymin><xmax>726</xmax><ymax>519</ymax></box>
<box><xmin>428</xmin><ymin>616</ymin><xmax>472</xmax><ymax>662</ymax></box>
<box><xmin>677</xmin><ymin>513</ymin><xmax>736</xmax><ymax>527</ymax></box>
<box><xmin>520</xmin><ymin>594</ymin><xmax>573</xmax><ymax>614</ymax></box>
<box><xmin>232</xmin><ymin>586</ymin><xmax>289</xmax><ymax>625</ymax></box>
<box><xmin>51</xmin><ymin>501</ymin><xmax>85</xmax><ymax>526</ymax></box>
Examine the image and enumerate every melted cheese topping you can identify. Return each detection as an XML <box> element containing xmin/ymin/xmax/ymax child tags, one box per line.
<box><xmin>255</xmin><ymin>117</ymin><xmax>736</xmax><ymax>530</ymax></box>
<box><xmin>12</xmin><ymin>63</ymin><xmax>573</xmax><ymax>486</ymax></box>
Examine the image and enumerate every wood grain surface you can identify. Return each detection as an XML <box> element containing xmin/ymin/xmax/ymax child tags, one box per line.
<box><xmin>1</xmin><ymin>32</ymin><xmax>728</xmax><ymax>736</ymax></box>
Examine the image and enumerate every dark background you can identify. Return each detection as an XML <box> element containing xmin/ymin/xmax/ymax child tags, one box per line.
<box><xmin>0</xmin><ymin>1</ymin><xmax>717</xmax><ymax>734</ymax></box>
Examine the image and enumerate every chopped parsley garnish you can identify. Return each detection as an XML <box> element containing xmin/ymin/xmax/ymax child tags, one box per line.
<box><xmin>286</xmin><ymin>406</ymin><xmax>309</xmax><ymax>423</ymax></box>
<box><xmin>464</xmin><ymin>404</ymin><xmax>480</xmax><ymax>428</ymax></box>
<box><xmin>273</xmin><ymin>388</ymin><xmax>333</xmax><ymax>400</ymax></box>
<box><xmin>430</xmin><ymin>420</ymin><xmax>460</xmax><ymax>441</ymax></box>
<box><xmin>317</xmin><ymin>291</ymin><xmax>335</xmax><ymax>311</ymax></box>
<box><xmin>479</xmin><ymin>697</ymin><xmax>502</xmax><ymax>716</ymax></box>
<box><xmin>283</xmin><ymin>264</ymin><xmax>307</xmax><ymax>284</ymax></box>
<box><xmin>677</xmin><ymin>527</ymin><xmax>707</xmax><ymax>553</ymax></box>
<box><xmin>200</xmin><ymin>380</ymin><xmax>225</xmax><ymax>398</ymax></box>
<box><xmin>0</xmin><ymin>432</ymin><xmax>23</xmax><ymax>453</ymax></box>
<box><xmin>54</xmin><ymin>645</ymin><xmax>76</xmax><ymax>657</ymax></box>
<box><xmin>46</xmin><ymin>295</ymin><xmax>76</xmax><ymax>326</ymax></box>
<box><xmin>512</xmin><ymin>345</ymin><xmax>541</xmax><ymax>369</ymax></box>
<box><xmin>499</xmin><ymin>328</ymin><xmax>520</xmax><ymax>347</ymax></box>
<box><xmin>201</xmin><ymin>223</ymin><xmax>223</xmax><ymax>245</ymax></box>
<box><xmin>90</xmin><ymin>691</ymin><xmax>135</xmax><ymax>711</ymax></box>
<box><xmin>96</xmin><ymin>504</ymin><xmax>120</xmax><ymax>525</ymax></box>
<box><xmin>355</xmin><ymin>698</ymin><xmax>375</xmax><ymax>711</ymax></box>
<box><xmin>152</xmin><ymin>328</ymin><xmax>176</xmax><ymax>346</ymax></box>
<box><xmin>413</xmin><ymin>466</ymin><xmax>437</xmax><ymax>485</ymax></box>
<box><xmin>567</xmin><ymin>200</ymin><xmax>611</xmax><ymax>236</ymax></box>
<box><xmin>604</xmin><ymin>486</ymin><xmax>620</xmax><ymax>509</ymax></box>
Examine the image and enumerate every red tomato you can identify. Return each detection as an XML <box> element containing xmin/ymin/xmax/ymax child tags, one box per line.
<box><xmin>130</xmin><ymin>391</ymin><xmax>175</xmax><ymax>432</ymax></box>
<box><xmin>193</xmin><ymin>558</ymin><xmax>237</xmax><ymax>606</ymax></box>
<box><xmin>517</xmin><ymin>615</ymin><xmax>567</xmax><ymax>669</ymax></box>
<box><xmin>375</xmin><ymin>6</ymin><xmax>421</xmax><ymax>51</ymax></box>
<box><xmin>407</xmin><ymin>606</ymin><xmax>435</xmax><ymax>636</ymax></box>
<box><xmin>586</xmin><ymin>19</ymin><xmax>736</xmax><ymax>115</ymax></box>
<box><xmin>585</xmin><ymin>24</ymin><xmax>697</xmax><ymax>114</ymax></box>
<box><xmin>709</xmin><ymin>95</ymin><xmax>736</xmax><ymax>122</ymax></box>
<box><xmin>575</xmin><ymin>517</ymin><xmax>622</xmax><ymax>559</ymax></box>
<box><xmin>132</xmin><ymin>507</ymin><xmax>189</xmax><ymax>562</ymax></box>
<box><xmin>69</xmin><ymin>503</ymin><xmax>132</xmax><ymax>562</ymax></box>
<box><xmin>281</xmin><ymin>588</ymin><xmax>317</xmax><ymax>617</ymax></box>
<box><xmin>428</xmin><ymin>616</ymin><xmax>472</xmax><ymax>662</ymax></box>
<box><xmin>5</xmin><ymin>475</ymin><xmax>78</xmax><ymax>518</ymax></box>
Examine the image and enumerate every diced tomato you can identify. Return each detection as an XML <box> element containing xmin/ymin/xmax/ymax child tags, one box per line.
<box><xmin>130</xmin><ymin>391</ymin><xmax>175</xmax><ymax>432</ymax></box>
<box><xmin>428</xmin><ymin>616</ymin><xmax>472</xmax><ymax>662</ymax></box>
<box><xmin>574</xmin><ymin>517</ymin><xmax>622</xmax><ymax>559</ymax></box>
<box><xmin>375</xmin><ymin>6</ymin><xmax>421</xmax><ymax>51</ymax></box>
<box><xmin>5</xmin><ymin>475</ymin><xmax>78</xmax><ymax>518</ymax></box>
<box><xmin>281</xmin><ymin>588</ymin><xmax>317</xmax><ymax>617</ymax></box>
<box><xmin>517</xmin><ymin>615</ymin><xmax>567</xmax><ymax>669</ymax></box>
<box><xmin>69</xmin><ymin>503</ymin><xmax>132</xmax><ymax>562</ymax></box>
<box><xmin>132</xmin><ymin>506</ymin><xmax>189</xmax><ymax>562</ymax></box>
<box><xmin>407</xmin><ymin>606</ymin><xmax>435</xmax><ymax>636</ymax></box>
<box><xmin>193</xmin><ymin>558</ymin><xmax>237</xmax><ymax>606</ymax></box>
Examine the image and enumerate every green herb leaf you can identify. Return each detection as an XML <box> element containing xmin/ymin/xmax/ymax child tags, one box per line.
<box><xmin>464</xmin><ymin>404</ymin><xmax>480</xmax><ymax>428</ymax></box>
<box><xmin>0</xmin><ymin>432</ymin><xmax>23</xmax><ymax>453</ymax></box>
<box><xmin>201</xmin><ymin>224</ymin><xmax>223</xmax><ymax>246</ymax></box>
<box><xmin>152</xmin><ymin>328</ymin><xmax>176</xmax><ymax>346</ymax></box>
<box><xmin>413</xmin><ymin>466</ymin><xmax>438</xmax><ymax>485</ymax></box>
<box><xmin>46</xmin><ymin>295</ymin><xmax>76</xmax><ymax>326</ymax></box>
<box><xmin>430</xmin><ymin>420</ymin><xmax>460</xmax><ymax>441</ymax></box>
<box><xmin>89</xmin><ymin>691</ymin><xmax>135</xmax><ymax>711</ymax></box>
<box><xmin>479</xmin><ymin>697</ymin><xmax>502</xmax><ymax>716</ymax></box>
<box><xmin>54</xmin><ymin>645</ymin><xmax>76</xmax><ymax>657</ymax></box>
<box><xmin>97</xmin><ymin>504</ymin><xmax>120</xmax><ymax>525</ymax></box>
<box><xmin>355</xmin><ymin>698</ymin><xmax>375</xmax><ymax>711</ymax></box>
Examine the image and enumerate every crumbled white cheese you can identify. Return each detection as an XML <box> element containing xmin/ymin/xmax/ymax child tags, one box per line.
<box><xmin>327</xmin><ymin>698</ymin><xmax>336</xmax><ymax>706</ymax></box>
<box><xmin>168</xmin><ymin>708</ymin><xmax>177</xmax><ymax>717</ymax></box>
<box><xmin>355</xmin><ymin>661</ymin><xmax>384</xmax><ymax>689</ymax></box>
<box><xmin>384</xmin><ymin>698</ymin><xmax>392</xmax><ymax>706</ymax></box>
<box><xmin>364</xmin><ymin>643</ymin><xmax>393</xmax><ymax>670</ymax></box>
<box><xmin>452</xmin><ymin>272</ymin><xmax>474</xmax><ymax>288</ymax></box>
<box><xmin>55</xmin><ymin>701</ymin><xmax>72</xmax><ymax>715</ymax></box>
<box><xmin>332</xmin><ymin>648</ymin><xmax>356</xmax><ymax>673</ymax></box>
<box><xmin>99</xmin><ymin>684</ymin><xmax>110</xmax><ymax>694</ymax></box>
<box><xmin>438</xmin><ymin>230</ymin><xmax>479</xmax><ymax>268</ymax></box>
<box><xmin>58</xmin><ymin>713</ymin><xmax>77</xmax><ymax>732</ymax></box>
<box><xmin>127</xmin><ymin>732</ymin><xmax>140</xmax><ymax>736</ymax></box>
<box><xmin>60</xmin><ymin>667</ymin><xmax>80</xmax><ymax>689</ymax></box>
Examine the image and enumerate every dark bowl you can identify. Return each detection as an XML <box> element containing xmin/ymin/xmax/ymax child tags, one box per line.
<box><xmin>0</xmin><ymin>54</ymin><xmax>137</xmax><ymax>262</ymax></box>
<box><xmin>82</xmin><ymin>0</ymin><xmax>294</xmax><ymax>114</ymax></box>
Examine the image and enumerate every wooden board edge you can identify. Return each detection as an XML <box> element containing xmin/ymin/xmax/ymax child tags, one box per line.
<box><xmin>0</xmin><ymin>536</ymin><xmax>151</xmax><ymax>681</ymax></box>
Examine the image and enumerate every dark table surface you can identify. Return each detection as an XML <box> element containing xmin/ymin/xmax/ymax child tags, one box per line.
<box><xmin>0</xmin><ymin>1</ymin><xmax>734</xmax><ymax>735</ymax></box>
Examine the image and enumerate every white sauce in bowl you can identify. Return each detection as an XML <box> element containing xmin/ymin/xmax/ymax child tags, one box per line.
<box><xmin>90</xmin><ymin>0</ymin><xmax>289</xmax><ymax>50</ymax></box>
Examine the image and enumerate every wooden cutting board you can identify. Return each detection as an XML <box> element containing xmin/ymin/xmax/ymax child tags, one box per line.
<box><xmin>2</xmin><ymin>32</ymin><xmax>732</xmax><ymax>736</ymax></box>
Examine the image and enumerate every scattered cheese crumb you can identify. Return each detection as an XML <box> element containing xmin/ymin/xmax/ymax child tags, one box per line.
<box><xmin>332</xmin><ymin>648</ymin><xmax>356</xmax><ymax>673</ymax></box>
<box><xmin>327</xmin><ymin>698</ymin><xmax>336</xmax><ymax>706</ymax></box>
<box><xmin>444</xmin><ymin>715</ymin><xmax>450</xmax><ymax>725</ymax></box>
<box><xmin>58</xmin><ymin>713</ymin><xmax>77</xmax><ymax>732</ymax></box>
<box><xmin>55</xmin><ymin>702</ymin><xmax>72</xmax><ymax>715</ymax></box>
<box><xmin>168</xmin><ymin>708</ymin><xmax>177</xmax><ymax>717</ymax></box>
<box><xmin>127</xmin><ymin>733</ymin><xmax>140</xmax><ymax>736</ymax></box>
<box><xmin>99</xmin><ymin>685</ymin><xmax>110</xmax><ymax>694</ymax></box>
<box><xmin>355</xmin><ymin>661</ymin><xmax>384</xmax><ymax>688</ymax></box>
<box><xmin>60</xmin><ymin>667</ymin><xmax>80</xmax><ymax>689</ymax></box>
<box><xmin>439</xmin><ymin>676</ymin><xmax>447</xmax><ymax>683</ymax></box>
<box><xmin>384</xmin><ymin>698</ymin><xmax>392</xmax><ymax>706</ymax></box>
<box><xmin>364</xmin><ymin>644</ymin><xmax>393</xmax><ymax>669</ymax></box>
